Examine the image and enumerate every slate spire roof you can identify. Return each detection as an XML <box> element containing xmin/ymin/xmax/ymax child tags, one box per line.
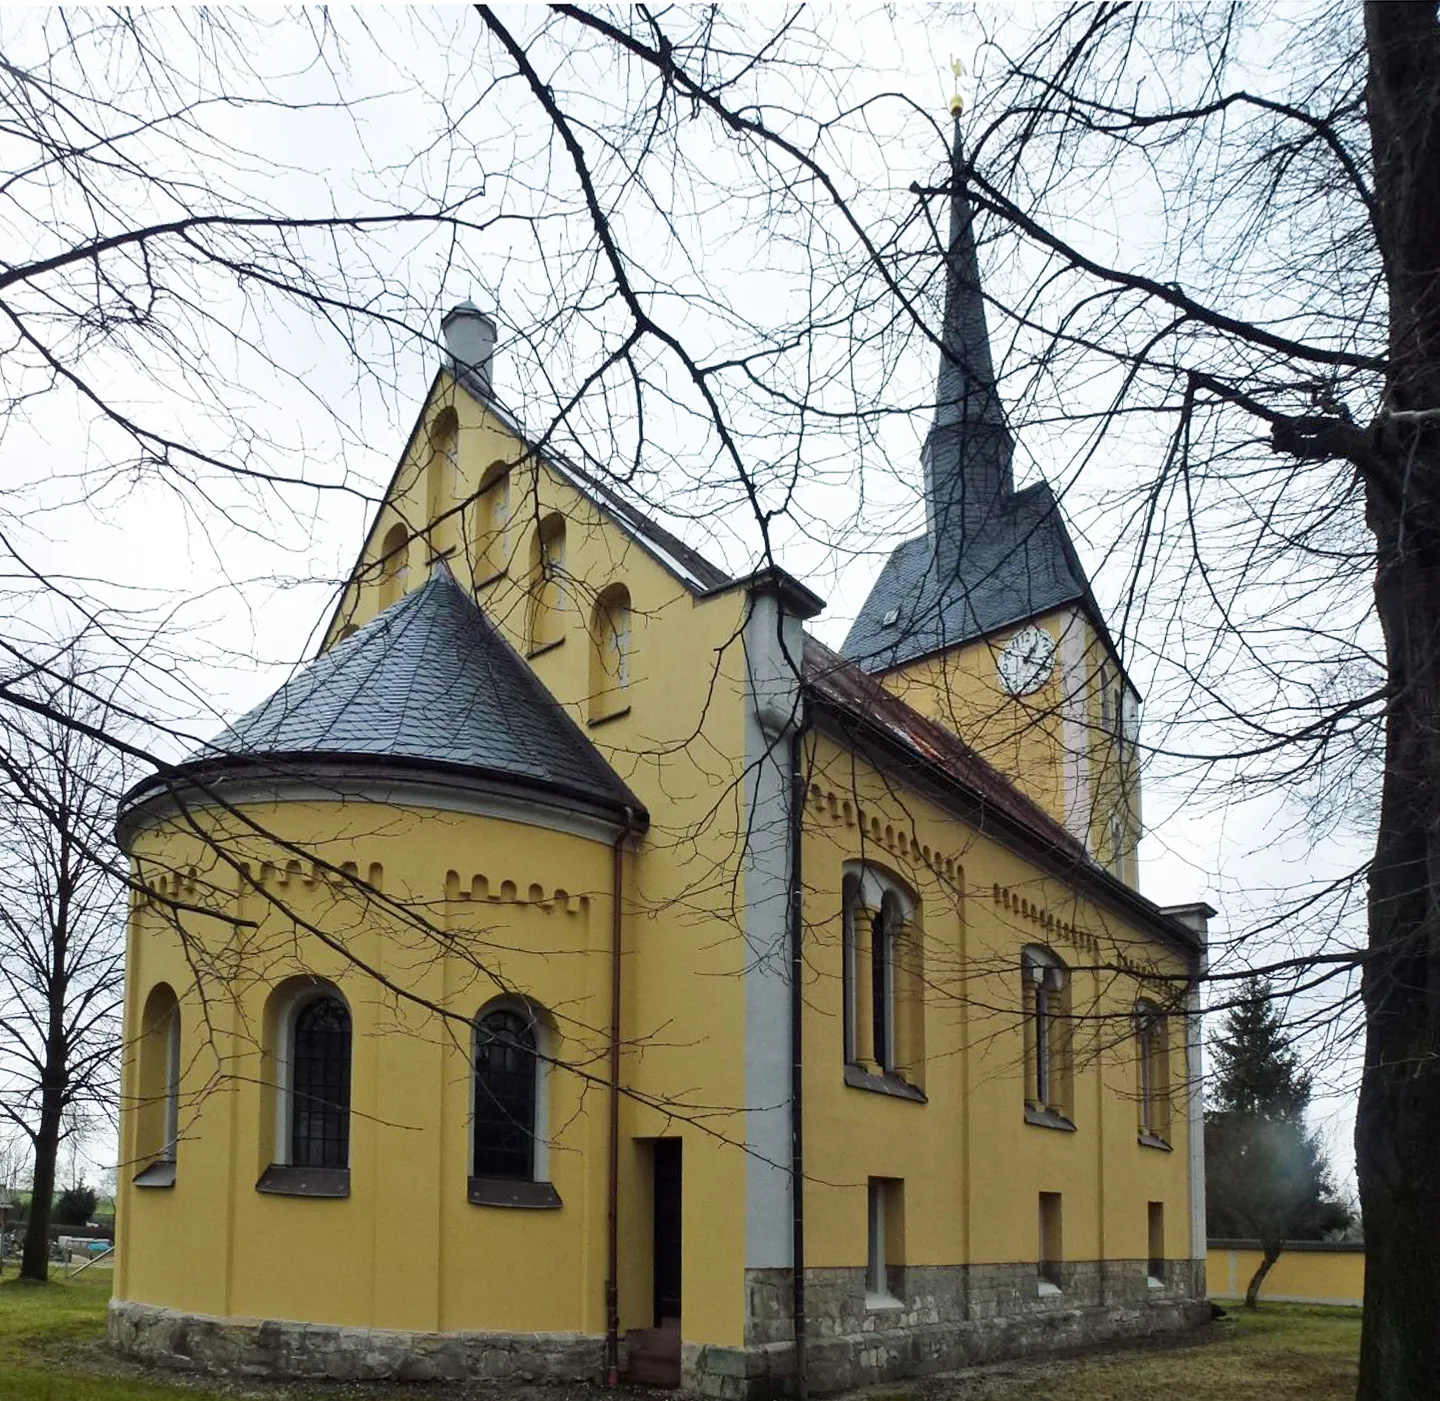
<box><xmin>840</xmin><ymin>119</ymin><xmax>1095</xmax><ymax>675</ymax></box>
<box><xmin>127</xmin><ymin>565</ymin><xmax>644</xmax><ymax>823</ymax></box>
<box><xmin>924</xmin><ymin>118</ymin><xmax>1014</xmax><ymax>544</ymax></box>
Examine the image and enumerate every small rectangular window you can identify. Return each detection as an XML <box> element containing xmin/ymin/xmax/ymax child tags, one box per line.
<box><xmin>1147</xmin><ymin>1201</ymin><xmax>1165</xmax><ymax>1285</ymax></box>
<box><xmin>866</xmin><ymin>1178</ymin><xmax>904</xmax><ymax>1307</ymax></box>
<box><xmin>1038</xmin><ymin>1192</ymin><xmax>1063</xmax><ymax>1293</ymax></box>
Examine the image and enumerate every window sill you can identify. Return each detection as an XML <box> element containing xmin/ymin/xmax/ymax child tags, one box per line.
<box><xmin>427</xmin><ymin>545</ymin><xmax>458</xmax><ymax>564</ymax></box>
<box><xmin>844</xmin><ymin>1063</ymin><xmax>927</xmax><ymax>1103</ymax></box>
<box><xmin>1147</xmin><ymin>1275</ymin><xmax>1165</xmax><ymax>1290</ymax></box>
<box><xmin>475</xmin><ymin>568</ymin><xmax>507</xmax><ymax>589</ymax></box>
<box><xmin>467</xmin><ymin>1175</ymin><xmax>562</xmax><ymax>1209</ymax></box>
<box><xmin>1138</xmin><ymin>1132</ymin><xmax>1173</xmax><ymax>1151</ymax></box>
<box><xmin>256</xmin><ymin>1164</ymin><xmax>350</xmax><ymax>1198</ymax></box>
<box><xmin>864</xmin><ymin>1291</ymin><xmax>904</xmax><ymax>1312</ymax></box>
<box><xmin>1024</xmin><ymin>1105</ymin><xmax>1076</xmax><ymax>1132</ymax></box>
<box><xmin>133</xmin><ymin>1159</ymin><xmax>176</xmax><ymax>1189</ymax></box>
<box><xmin>587</xmin><ymin>705</ymin><xmax>631</xmax><ymax>729</ymax></box>
<box><xmin>526</xmin><ymin>638</ymin><xmax>565</xmax><ymax>660</ymax></box>
<box><xmin>1036</xmin><ymin>1279</ymin><xmax>1063</xmax><ymax>1298</ymax></box>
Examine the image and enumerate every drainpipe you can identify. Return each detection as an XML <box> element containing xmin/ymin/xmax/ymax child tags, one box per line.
<box><xmin>606</xmin><ymin>807</ymin><xmax>637</xmax><ymax>1386</ymax></box>
<box><xmin>789</xmin><ymin>717</ymin><xmax>809</xmax><ymax>1401</ymax></box>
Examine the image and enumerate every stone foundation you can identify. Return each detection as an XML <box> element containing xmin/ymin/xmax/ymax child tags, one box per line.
<box><xmin>110</xmin><ymin>1258</ymin><xmax>1208</xmax><ymax>1396</ymax></box>
<box><xmin>106</xmin><ymin>1299</ymin><xmax>604</xmax><ymax>1383</ymax></box>
<box><xmin>721</xmin><ymin>1259</ymin><xmax>1208</xmax><ymax>1399</ymax></box>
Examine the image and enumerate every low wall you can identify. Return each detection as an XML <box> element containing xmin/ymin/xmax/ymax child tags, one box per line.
<box><xmin>1206</xmin><ymin>1240</ymin><xmax>1363</xmax><ymax>1307</ymax></box>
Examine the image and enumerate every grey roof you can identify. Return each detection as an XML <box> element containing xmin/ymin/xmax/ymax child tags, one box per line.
<box><xmin>841</xmin><ymin>482</ymin><xmax>1091</xmax><ymax>672</ymax></box>
<box><xmin>842</xmin><ymin>120</ymin><xmax>1105</xmax><ymax>674</ymax></box>
<box><xmin>137</xmin><ymin>567</ymin><xmax>644</xmax><ymax>820</ymax></box>
<box><xmin>924</xmin><ymin>121</ymin><xmax>1014</xmax><ymax>545</ymax></box>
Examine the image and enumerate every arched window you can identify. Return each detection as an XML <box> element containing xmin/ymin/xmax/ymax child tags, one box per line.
<box><xmin>1135</xmin><ymin>1001</ymin><xmax>1171</xmax><ymax>1142</ymax></box>
<box><xmin>290</xmin><ymin>995</ymin><xmax>352</xmax><ymax>1169</ymax></box>
<box><xmin>378</xmin><ymin>521</ymin><xmax>410</xmax><ymax>610</ymax></box>
<box><xmin>527</xmin><ymin>513</ymin><xmax>567</xmax><ymax>651</ymax></box>
<box><xmin>133</xmin><ymin>983</ymin><xmax>180</xmax><ymax>1187</ymax></box>
<box><xmin>589</xmin><ymin>583</ymin><xmax>632</xmax><ymax>721</ymax></box>
<box><xmin>474</xmin><ymin>461</ymin><xmax>512</xmax><ymax>582</ymax></box>
<box><xmin>1022</xmin><ymin>946</ymin><xmax>1071</xmax><ymax>1122</ymax></box>
<box><xmin>473</xmin><ymin>1006</ymin><xmax>538</xmax><ymax>1179</ymax></box>
<box><xmin>841</xmin><ymin>864</ymin><xmax>921</xmax><ymax>1085</ymax></box>
<box><xmin>425</xmin><ymin>408</ymin><xmax>460</xmax><ymax>556</ymax></box>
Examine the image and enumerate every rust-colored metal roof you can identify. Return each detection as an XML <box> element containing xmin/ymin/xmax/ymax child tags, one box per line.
<box><xmin>803</xmin><ymin>636</ymin><xmax>1200</xmax><ymax>955</ymax></box>
<box><xmin>804</xmin><ymin>635</ymin><xmax>1089</xmax><ymax>862</ymax></box>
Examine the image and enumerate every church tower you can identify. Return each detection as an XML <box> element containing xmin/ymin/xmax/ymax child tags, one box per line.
<box><xmin>841</xmin><ymin>117</ymin><xmax>1142</xmax><ymax>884</ymax></box>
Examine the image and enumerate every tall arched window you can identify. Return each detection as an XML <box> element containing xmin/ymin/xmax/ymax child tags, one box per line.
<box><xmin>527</xmin><ymin>513</ymin><xmax>567</xmax><ymax>651</ymax></box>
<box><xmin>378</xmin><ymin>521</ymin><xmax>410</xmax><ymax>610</ymax></box>
<box><xmin>589</xmin><ymin>583</ymin><xmax>632</xmax><ymax>721</ymax></box>
<box><xmin>1022</xmin><ymin>946</ymin><xmax>1072</xmax><ymax>1122</ymax></box>
<box><xmin>474</xmin><ymin>461</ymin><xmax>513</xmax><ymax>581</ymax></box>
<box><xmin>290</xmin><ymin>995</ymin><xmax>352</xmax><ymax>1169</ymax></box>
<box><xmin>425</xmin><ymin>408</ymin><xmax>460</xmax><ymax>556</ymax></box>
<box><xmin>133</xmin><ymin>983</ymin><xmax>180</xmax><ymax>1187</ymax></box>
<box><xmin>841</xmin><ymin>864</ymin><xmax>921</xmax><ymax>1085</ymax></box>
<box><xmin>473</xmin><ymin>1006</ymin><xmax>538</xmax><ymax>1179</ymax></box>
<box><xmin>1135</xmin><ymin>1001</ymin><xmax>1171</xmax><ymax>1142</ymax></box>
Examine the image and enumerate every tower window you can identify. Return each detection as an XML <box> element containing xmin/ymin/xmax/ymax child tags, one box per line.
<box><xmin>1136</xmin><ymin>1002</ymin><xmax>1171</xmax><ymax>1143</ymax></box>
<box><xmin>475</xmin><ymin>460</ymin><xmax>512</xmax><ymax>581</ymax></box>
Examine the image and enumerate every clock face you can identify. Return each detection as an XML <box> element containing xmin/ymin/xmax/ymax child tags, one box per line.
<box><xmin>998</xmin><ymin>626</ymin><xmax>1057</xmax><ymax>696</ymax></box>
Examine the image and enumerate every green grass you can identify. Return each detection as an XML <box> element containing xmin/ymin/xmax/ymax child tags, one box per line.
<box><xmin>0</xmin><ymin>1272</ymin><xmax>222</xmax><ymax>1401</ymax></box>
<box><xmin>0</xmin><ymin>1273</ymin><xmax>1363</xmax><ymax>1401</ymax></box>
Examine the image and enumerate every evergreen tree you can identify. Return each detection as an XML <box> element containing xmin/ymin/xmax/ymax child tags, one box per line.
<box><xmin>1206</xmin><ymin>977</ymin><xmax>1351</xmax><ymax>1306</ymax></box>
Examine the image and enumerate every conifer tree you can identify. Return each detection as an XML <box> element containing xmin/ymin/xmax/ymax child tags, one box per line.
<box><xmin>1206</xmin><ymin>977</ymin><xmax>1351</xmax><ymax>1306</ymax></box>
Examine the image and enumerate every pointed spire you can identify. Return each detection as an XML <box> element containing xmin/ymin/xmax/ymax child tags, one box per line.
<box><xmin>922</xmin><ymin>115</ymin><xmax>1013</xmax><ymax>547</ymax></box>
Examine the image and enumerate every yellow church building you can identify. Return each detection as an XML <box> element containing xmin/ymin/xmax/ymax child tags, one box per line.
<box><xmin>110</xmin><ymin>138</ymin><xmax>1211</xmax><ymax>1395</ymax></box>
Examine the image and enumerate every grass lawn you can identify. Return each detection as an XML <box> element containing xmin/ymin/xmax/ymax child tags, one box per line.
<box><xmin>0</xmin><ymin>1274</ymin><xmax>1362</xmax><ymax>1401</ymax></box>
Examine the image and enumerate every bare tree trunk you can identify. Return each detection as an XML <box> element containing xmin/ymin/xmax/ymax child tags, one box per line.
<box><xmin>1357</xmin><ymin>6</ymin><xmax>1440</xmax><ymax>1397</ymax></box>
<box><xmin>1243</xmin><ymin>1240</ymin><xmax>1282</xmax><ymax>1310</ymax></box>
<box><xmin>19</xmin><ymin>1091</ymin><xmax>62</xmax><ymax>1283</ymax></box>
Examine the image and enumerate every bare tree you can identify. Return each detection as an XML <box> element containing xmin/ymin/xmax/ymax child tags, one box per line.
<box><xmin>0</xmin><ymin>648</ymin><xmax>127</xmax><ymax>1282</ymax></box>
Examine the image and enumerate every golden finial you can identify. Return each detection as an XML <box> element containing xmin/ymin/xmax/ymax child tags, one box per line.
<box><xmin>949</xmin><ymin>56</ymin><xmax>965</xmax><ymax>117</ymax></box>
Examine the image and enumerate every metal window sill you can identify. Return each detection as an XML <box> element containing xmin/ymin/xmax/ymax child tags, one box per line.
<box><xmin>526</xmin><ymin>638</ymin><xmax>565</xmax><ymax>660</ymax></box>
<box><xmin>133</xmin><ymin>1158</ymin><xmax>176</xmax><ymax>1189</ymax></box>
<box><xmin>1138</xmin><ymin>1132</ymin><xmax>1173</xmax><ymax>1151</ymax></box>
<box><xmin>587</xmin><ymin>705</ymin><xmax>631</xmax><ymax>729</ymax></box>
<box><xmin>255</xmin><ymin>1164</ymin><xmax>350</xmax><ymax>1198</ymax></box>
<box><xmin>1024</xmin><ymin>1105</ymin><xmax>1076</xmax><ymax>1132</ymax></box>
<box><xmin>864</xmin><ymin>1291</ymin><xmax>904</xmax><ymax>1312</ymax></box>
<box><xmin>475</xmin><ymin>568</ymin><xmax>507</xmax><ymax>589</ymax></box>
<box><xmin>1147</xmin><ymin>1276</ymin><xmax>1165</xmax><ymax>1290</ymax></box>
<box><xmin>844</xmin><ymin>1063</ymin><xmax>927</xmax><ymax>1103</ymax></box>
<box><xmin>1036</xmin><ymin>1280</ymin><xmax>1063</xmax><ymax>1297</ymax></box>
<box><xmin>467</xmin><ymin>1175</ymin><xmax>562</xmax><ymax>1209</ymax></box>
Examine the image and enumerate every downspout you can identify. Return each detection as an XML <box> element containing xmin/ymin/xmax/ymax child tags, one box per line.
<box><xmin>606</xmin><ymin>806</ymin><xmax>637</xmax><ymax>1386</ymax></box>
<box><xmin>789</xmin><ymin>714</ymin><xmax>809</xmax><ymax>1401</ymax></box>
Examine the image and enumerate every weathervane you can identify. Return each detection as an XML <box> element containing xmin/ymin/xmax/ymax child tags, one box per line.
<box><xmin>949</xmin><ymin>56</ymin><xmax>965</xmax><ymax>117</ymax></box>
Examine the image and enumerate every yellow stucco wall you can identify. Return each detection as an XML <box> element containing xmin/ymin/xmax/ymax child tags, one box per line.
<box><xmin>1207</xmin><ymin>1245</ymin><xmax>1363</xmax><ymax>1307</ymax></box>
<box><xmin>801</xmin><ymin>732</ymin><xmax>1193</xmax><ymax>1273</ymax></box>
<box><xmin>880</xmin><ymin>610</ymin><xmax>1141</xmax><ymax>887</ymax></box>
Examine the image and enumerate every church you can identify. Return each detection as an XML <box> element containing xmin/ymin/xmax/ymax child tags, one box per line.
<box><xmin>109</xmin><ymin>127</ymin><xmax>1212</xmax><ymax>1396</ymax></box>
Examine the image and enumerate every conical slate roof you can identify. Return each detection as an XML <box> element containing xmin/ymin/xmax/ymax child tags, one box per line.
<box><xmin>841</xmin><ymin>119</ymin><xmax>1095</xmax><ymax>674</ymax></box>
<box><xmin>135</xmin><ymin>566</ymin><xmax>644</xmax><ymax>821</ymax></box>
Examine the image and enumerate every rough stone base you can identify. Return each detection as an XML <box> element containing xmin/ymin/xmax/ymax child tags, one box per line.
<box><xmin>714</xmin><ymin>1259</ymin><xmax>1210</xmax><ymax>1399</ymax></box>
<box><xmin>110</xmin><ymin>1258</ymin><xmax>1208</xmax><ymax>1396</ymax></box>
<box><xmin>107</xmin><ymin>1299</ymin><xmax>604</xmax><ymax>1383</ymax></box>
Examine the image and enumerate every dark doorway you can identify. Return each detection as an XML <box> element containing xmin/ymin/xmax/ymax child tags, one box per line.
<box><xmin>652</xmin><ymin>1137</ymin><xmax>682</xmax><ymax>1328</ymax></box>
<box><xmin>626</xmin><ymin>1138</ymin><xmax>683</xmax><ymax>1387</ymax></box>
